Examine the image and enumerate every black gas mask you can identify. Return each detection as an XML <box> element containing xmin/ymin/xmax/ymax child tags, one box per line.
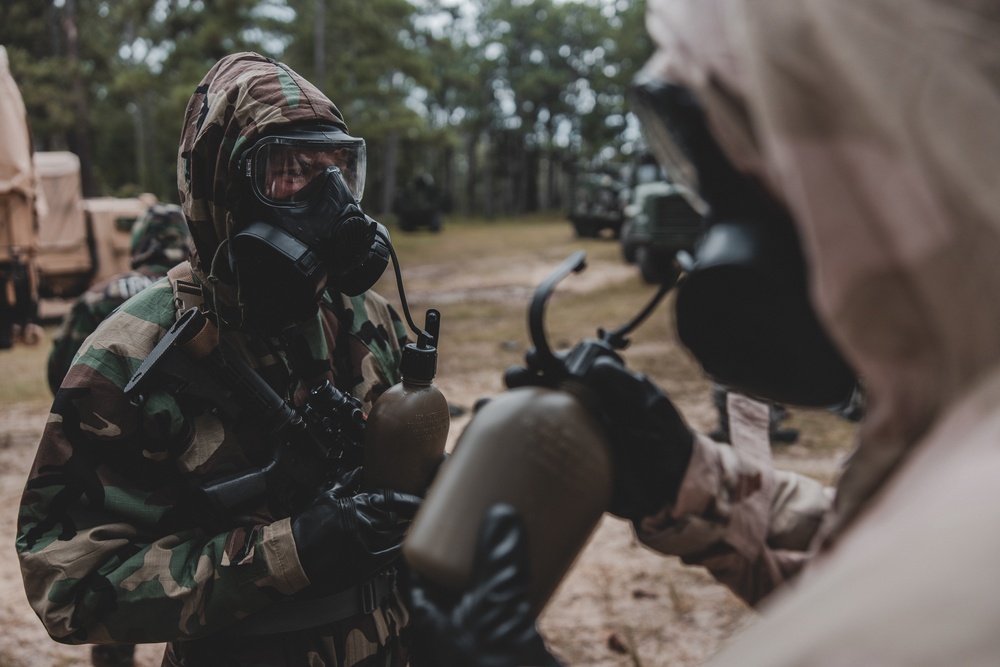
<box><xmin>231</xmin><ymin>125</ymin><xmax>389</xmax><ymax>328</ymax></box>
<box><xmin>631</xmin><ymin>73</ymin><xmax>856</xmax><ymax>407</ymax></box>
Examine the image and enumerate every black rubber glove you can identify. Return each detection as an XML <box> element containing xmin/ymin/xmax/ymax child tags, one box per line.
<box><xmin>407</xmin><ymin>504</ymin><xmax>562</xmax><ymax>667</ymax></box>
<box><xmin>580</xmin><ymin>356</ymin><xmax>694</xmax><ymax>523</ymax></box>
<box><xmin>291</xmin><ymin>488</ymin><xmax>422</xmax><ymax>590</ymax></box>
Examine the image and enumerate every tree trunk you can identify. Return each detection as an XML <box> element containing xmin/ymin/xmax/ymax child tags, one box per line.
<box><xmin>525</xmin><ymin>145</ymin><xmax>540</xmax><ymax>213</ymax></box>
<box><xmin>379</xmin><ymin>130</ymin><xmax>399</xmax><ymax>218</ymax></box>
<box><xmin>464</xmin><ymin>131</ymin><xmax>478</xmax><ymax>216</ymax></box>
<box><xmin>442</xmin><ymin>144</ymin><xmax>454</xmax><ymax>214</ymax></box>
<box><xmin>547</xmin><ymin>150</ymin><xmax>561</xmax><ymax>211</ymax></box>
<box><xmin>314</xmin><ymin>0</ymin><xmax>326</xmax><ymax>85</ymax></box>
<box><xmin>62</xmin><ymin>0</ymin><xmax>97</xmax><ymax>196</ymax></box>
<box><xmin>483</xmin><ymin>129</ymin><xmax>494</xmax><ymax>219</ymax></box>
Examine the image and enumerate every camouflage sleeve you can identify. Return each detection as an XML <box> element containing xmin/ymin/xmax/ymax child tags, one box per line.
<box><xmin>47</xmin><ymin>296</ymin><xmax>102</xmax><ymax>395</ymax></box>
<box><xmin>635</xmin><ymin>395</ymin><xmax>832</xmax><ymax>606</ymax></box>
<box><xmin>46</xmin><ymin>274</ymin><xmax>158</xmax><ymax>395</ymax></box>
<box><xmin>18</xmin><ymin>283</ymin><xmax>309</xmax><ymax>645</ymax></box>
<box><xmin>341</xmin><ymin>291</ymin><xmax>409</xmax><ymax>408</ymax></box>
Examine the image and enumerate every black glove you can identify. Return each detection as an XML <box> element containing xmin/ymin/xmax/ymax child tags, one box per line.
<box><xmin>406</xmin><ymin>504</ymin><xmax>562</xmax><ymax>667</ymax></box>
<box><xmin>291</xmin><ymin>488</ymin><xmax>422</xmax><ymax>590</ymax></box>
<box><xmin>580</xmin><ymin>356</ymin><xmax>693</xmax><ymax>523</ymax></box>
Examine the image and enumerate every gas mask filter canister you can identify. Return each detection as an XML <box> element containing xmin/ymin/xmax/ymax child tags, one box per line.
<box><xmin>630</xmin><ymin>74</ymin><xmax>856</xmax><ymax>407</ymax></box>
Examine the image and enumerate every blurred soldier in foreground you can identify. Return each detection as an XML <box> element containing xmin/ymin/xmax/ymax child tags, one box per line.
<box><xmin>18</xmin><ymin>53</ymin><xmax>422</xmax><ymax>666</ymax></box>
<box><xmin>405</xmin><ymin>0</ymin><xmax>1000</xmax><ymax>665</ymax></box>
<box><xmin>47</xmin><ymin>203</ymin><xmax>192</xmax><ymax>395</ymax></box>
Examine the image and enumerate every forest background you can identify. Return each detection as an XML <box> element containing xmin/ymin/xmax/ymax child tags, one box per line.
<box><xmin>0</xmin><ymin>0</ymin><xmax>651</xmax><ymax>220</ymax></box>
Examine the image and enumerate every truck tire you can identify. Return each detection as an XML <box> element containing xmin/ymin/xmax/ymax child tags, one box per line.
<box><xmin>620</xmin><ymin>221</ymin><xmax>637</xmax><ymax>263</ymax></box>
<box><xmin>572</xmin><ymin>218</ymin><xmax>598</xmax><ymax>238</ymax></box>
<box><xmin>636</xmin><ymin>246</ymin><xmax>680</xmax><ymax>285</ymax></box>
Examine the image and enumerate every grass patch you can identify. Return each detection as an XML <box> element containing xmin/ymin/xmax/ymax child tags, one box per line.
<box><xmin>0</xmin><ymin>327</ymin><xmax>56</xmax><ymax>407</ymax></box>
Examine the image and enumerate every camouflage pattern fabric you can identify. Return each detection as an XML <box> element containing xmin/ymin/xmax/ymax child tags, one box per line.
<box><xmin>47</xmin><ymin>204</ymin><xmax>192</xmax><ymax>395</ymax></box>
<box><xmin>19</xmin><ymin>52</ymin><xmax>412</xmax><ymax>667</ymax></box>
<box><xmin>129</xmin><ymin>203</ymin><xmax>191</xmax><ymax>271</ymax></box>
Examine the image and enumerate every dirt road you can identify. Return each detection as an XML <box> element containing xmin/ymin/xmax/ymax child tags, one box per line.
<box><xmin>0</xmin><ymin>218</ymin><xmax>853</xmax><ymax>666</ymax></box>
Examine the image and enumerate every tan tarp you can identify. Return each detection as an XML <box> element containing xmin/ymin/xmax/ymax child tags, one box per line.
<box><xmin>0</xmin><ymin>45</ymin><xmax>36</xmax><ymax>262</ymax></box>
<box><xmin>84</xmin><ymin>195</ymin><xmax>156</xmax><ymax>282</ymax></box>
<box><xmin>33</xmin><ymin>152</ymin><xmax>91</xmax><ymax>281</ymax></box>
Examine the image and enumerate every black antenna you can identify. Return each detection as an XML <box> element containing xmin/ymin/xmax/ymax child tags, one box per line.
<box><xmin>599</xmin><ymin>280</ymin><xmax>673</xmax><ymax>349</ymax></box>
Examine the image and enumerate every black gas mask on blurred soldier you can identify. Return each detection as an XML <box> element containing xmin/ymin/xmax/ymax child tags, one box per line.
<box><xmin>630</xmin><ymin>72</ymin><xmax>856</xmax><ymax>407</ymax></box>
<box><xmin>232</xmin><ymin>124</ymin><xmax>390</xmax><ymax>329</ymax></box>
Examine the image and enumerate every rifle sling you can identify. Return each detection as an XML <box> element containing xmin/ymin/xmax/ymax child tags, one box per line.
<box><xmin>218</xmin><ymin>573</ymin><xmax>396</xmax><ymax>636</ymax></box>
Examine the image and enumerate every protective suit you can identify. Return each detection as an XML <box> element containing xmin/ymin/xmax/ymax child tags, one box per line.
<box><xmin>634</xmin><ymin>0</ymin><xmax>1000</xmax><ymax>663</ymax></box>
<box><xmin>17</xmin><ymin>53</ymin><xmax>416</xmax><ymax>666</ymax></box>
<box><xmin>405</xmin><ymin>0</ymin><xmax>1000</xmax><ymax>665</ymax></box>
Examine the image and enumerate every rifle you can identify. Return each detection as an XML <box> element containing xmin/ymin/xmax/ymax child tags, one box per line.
<box><xmin>125</xmin><ymin>307</ymin><xmax>366</xmax><ymax>514</ymax></box>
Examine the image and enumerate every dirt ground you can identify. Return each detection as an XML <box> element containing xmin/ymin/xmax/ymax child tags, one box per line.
<box><xmin>0</xmin><ymin>218</ymin><xmax>855</xmax><ymax>666</ymax></box>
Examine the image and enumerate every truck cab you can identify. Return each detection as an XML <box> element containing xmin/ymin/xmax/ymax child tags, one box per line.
<box><xmin>620</xmin><ymin>154</ymin><xmax>705</xmax><ymax>284</ymax></box>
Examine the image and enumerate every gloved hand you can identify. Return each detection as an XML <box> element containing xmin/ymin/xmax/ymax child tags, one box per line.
<box><xmin>507</xmin><ymin>356</ymin><xmax>693</xmax><ymax>524</ymax></box>
<box><xmin>406</xmin><ymin>504</ymin><xmax>562</xmax><ymax>667</ymax></box>
<box><xmin>580</xmin><ymin>356</ymin><xmax>693</xmax><ymax>523</ymax></box>
<box><xmin>291</xmin><ymin>488</ymin><xmax>422</xmax><ymax>590</ymax></box>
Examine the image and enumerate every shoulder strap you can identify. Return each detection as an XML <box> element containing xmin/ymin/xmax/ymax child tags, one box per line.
<box><xmin>167</xmin><ymin>262</ymin><xmax>204</xmax><ymax>320</ymax></box>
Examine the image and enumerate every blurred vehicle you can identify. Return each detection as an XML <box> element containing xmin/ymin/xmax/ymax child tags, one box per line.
<box><xmin>33</xmin><ymin>151</ymin><xmax>154</xmax><ymax>301</ymax></box>
<box><xmin>0</xmin><ymin>45</ymin><xmax>40</xmax><ymax>349</ymax></box>
<box><xmin>566</xmin><ymin>163</ymin><xmax>626</xmax><ymax>238</ymax></box>
<box><xmin>620</xmin><ymin>154</ymin><xmax>705</xmax><ymax>284</ymax></box>
<box><xmin>2</xmin><ymin>44</ymin><xmax>156</xmax><ymax>337</ymax></box>
<box><xmin>394</xmin><ymin>173</ymin><xmax>447</xmax><ymax>232</ymax></box>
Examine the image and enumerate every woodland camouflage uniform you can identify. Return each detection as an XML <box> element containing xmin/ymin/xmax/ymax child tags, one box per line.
<box><xmin>46</xmin><ymin>203</ymin><xmax>192</xmax><ymax>395</ymax></box>
<box><xmin>17</xmin><ymin>53</ymin><xmax>411</xmax><ymax>666</ymax></box>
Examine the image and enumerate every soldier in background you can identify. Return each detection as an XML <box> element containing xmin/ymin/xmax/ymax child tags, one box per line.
<box><xmin>46</xmin><ymin>203</ymin><xmax>192</xmax><ymax>395</ymax></box>
<box><xmin>394</xmin><ymin>173</ymin><xmax>445</xmax><ymax>232</ymax></box>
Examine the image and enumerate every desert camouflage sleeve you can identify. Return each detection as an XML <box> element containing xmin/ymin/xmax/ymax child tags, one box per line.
<box><xmin>636</xmin><ymin>395</ymin><xmax>833</xmax><ymax>606</ymax></box>
<box><xmin>17</xmin><ymin>281</ymin><xmax>310</xmax><ymax>645</ymax></box>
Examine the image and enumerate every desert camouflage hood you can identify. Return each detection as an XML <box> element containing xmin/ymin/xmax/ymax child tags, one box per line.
<box><xmin>177</xmin><ymin>52</ymin><xmax>348</xmax><ymax>292</ymax></box>
<box><xmin>645</xmin><ymin>0</ymin><xmax>1000</xmax><ymax>528</ymax></box>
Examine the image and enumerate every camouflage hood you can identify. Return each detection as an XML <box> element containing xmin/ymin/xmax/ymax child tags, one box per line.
<box><xmin>176</xmin><ymin>52</ymin><xmax>348</xmax><ymax>290</ymax></box>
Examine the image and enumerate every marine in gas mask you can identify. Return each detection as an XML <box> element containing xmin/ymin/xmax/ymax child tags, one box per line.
<box><xmin>228</xmin><ymin>123</ymin><xmax>390</xmax><ymax>329</ymax></box>
<box><xmin>18</xmin><ymin>53</ymin><xmax>421</xmax><ymax>667</ymax></box>
<box><xmin>404</xmin><ymin>0</ymin><xmax>1000</xmax><ymax>665</ymax></box>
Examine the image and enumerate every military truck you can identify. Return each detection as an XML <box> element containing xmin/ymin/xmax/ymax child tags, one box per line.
<box><xmin>1</xmin><ymin>45</ymin><xmax>155</xmax><ymax>336</ymax></box>
<box><xmin>0</xmin><ymin>45</ymin><xmax>40</xmax><ymax>348</ymax></box>
<box><xmin>393</xmin><ymin>173</ymin><xmax>447</xmax><ymax>232</ymax></box>
<box><xmin>33</xmin><ymin>150</ymin><xmax>153</xmax><ymax>301</ymax></box>
<box><xmin>620</xmin><ymin>154</ymin><xmax>705</xmax><ymax>284</ymax></box>
<box><xmin>566</xmin><ymin>163</ymin><xmax>626</xmax><ymax>238</ymax></box>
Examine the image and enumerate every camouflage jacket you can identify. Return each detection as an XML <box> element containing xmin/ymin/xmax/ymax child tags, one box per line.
<box><xmin>17</xmin><ymin>263</ymin><xmax>410</xmax><ymax>666</ymax></box>
<box><xmin>46</xmin><ymin>265</ymin><xmax>170</xmax><ymax>395</ymax></box>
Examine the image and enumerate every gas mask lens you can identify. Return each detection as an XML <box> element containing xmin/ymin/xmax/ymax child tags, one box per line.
<box><xmin>630</xmin><ymin>72</ymin><xmax>709</xmax><ymax>217</ymax></box>
<box><xmin>251</xmin><ymin>134</ymin><xmax>366</xmax><ymax>206</ymax></box>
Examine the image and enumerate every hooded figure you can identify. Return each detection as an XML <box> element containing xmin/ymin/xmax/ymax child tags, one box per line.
<box><xmin>404</xmin><ymin>1</ymin><xmax>1000</xmax><ymax>665</ymax></box>
<box><xmin>18</xmin><ymin>53</ymin><xmax>423</xmax><ymax>667</ymax></box>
